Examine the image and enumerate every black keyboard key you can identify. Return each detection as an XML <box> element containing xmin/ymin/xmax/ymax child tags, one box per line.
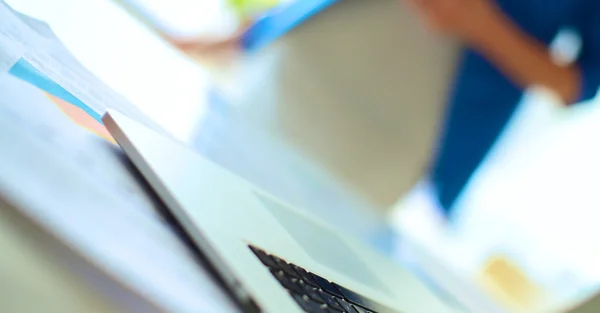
<box><xmin>292</xmin><ymin>264</ymin><xmax>319</xmax><ymax>286</ymax></box>
<box><xmin>251</xmin><ymin>248</ymin><xmax>397</xmax><ymax>313</ymax></box>
<box><xmin>249</xmin><ymin>246</ymin><xmax>279</xmax><ymax>269</ymax></box>
<box><xmin>289</xmin><ymin>277</ymin><xmax>308</xmax><ymax>294</ymax></box>
<box><xmin>334</xmin><ymin>283</ymin><xmax>380</xmax><ymax>311</ymax></box>
<box><xmin>334</xmin><ymin>283</ymin><xmax>400</xmax><ymax>313</ymax></box>
<box><xmin>271</xmin><ymin>256</ymin><xmax>300</xmax><ymax>278</ymax></box>
<box><xmin>292</xmin><ymin>294</ymin><xmax>330</xmax><ymax>313</ymax></box>
<box><xmin>336</xmin><ymin>298</ymin><xmax>358</xmax><ymax>313</ymax></box>
<box><xmin>311</xmin><ymin>273</ymin><xmax>344</xmax><ymax>298</ymax></box>
<box><xmin>352</xmin><ymin>304</ymin><xmax>374</xmax><ymax>313</ymax></box>
<box><xmin>299</xmin><ymin>281</ymin><xmax>325</xmax><ymax>303</ymax></box>
<box><xmin>298</xmin><ymin>281</ymin><xmax>318</xmax><ymax>297</ymax></box>
<box><xmin>317</xmin><ymin>289</ymin><xmax>344</xmax><ymax>311</ymax></box>
<box><xmin>271</xmin><ymin>269</ymin><xmax>304</xmax><ymax>294</ymax></box>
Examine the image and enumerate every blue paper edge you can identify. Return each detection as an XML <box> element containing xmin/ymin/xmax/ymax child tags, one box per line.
<box><xmin>8</xmin><ymin>58</ymin><xmax>103</xmax><ymax>122</ymax></box>
<box><xmin>241</xmin><ymin>0</ymin><xmax>339</xmax><ymax>52</ymax></box>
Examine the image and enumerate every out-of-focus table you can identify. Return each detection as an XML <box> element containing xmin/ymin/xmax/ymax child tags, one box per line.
<box><xmin>0</xmin><ymin>201</ymin><xmax>128</xmax><ymax>313</ymax></box>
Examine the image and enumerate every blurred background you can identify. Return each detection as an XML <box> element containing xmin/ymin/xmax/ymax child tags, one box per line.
<box><xmin>3</xmin><ymin>0</ymin><xmax>600</xmax><ymax>312</ymax></box>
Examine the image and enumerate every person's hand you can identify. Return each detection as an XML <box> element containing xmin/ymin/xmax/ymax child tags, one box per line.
<box><xmin>164</xmin><ymin>20</ymin><xmax>253</xmax><ymax>63</ymax></box>
<box><xmin>403</xmin><ymin>0</ymin><xmax>503</xmax><ymax>44</ymax></box>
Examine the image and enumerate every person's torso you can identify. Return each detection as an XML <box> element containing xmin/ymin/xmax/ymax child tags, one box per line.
<box><xmin>432</xmin><ymin>0</ymin><xmax>591</xmax><ymax>211</ymax></box>
<box><xmin>496</xmin><ymin>0</ymin><xmax>585</xmax><ymax>42</ymax></box>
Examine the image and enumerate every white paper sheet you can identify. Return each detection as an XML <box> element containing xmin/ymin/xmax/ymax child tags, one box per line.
<box><xmin>0</xmin><ymin>74</ymin><xmax>238</xmax><ymax>313</ymax></box>
<box><xmin>6</xmin><ymin>0</ymin><xmax>212</xmax><ymax>141</ymax></box>
<box><xmin>0</xmin><ymin>0</ymin><xmax>163</xmax><ymax>132</ymax></box>
<box><xmin>0</xmin><ymin>3</ymin><xmax>24</xmax><ymax>74</ymax></box>
<box><xmin>0</xmin><ymin>34</ymin><xmax>22</xmax><ymax>73</ymax></box>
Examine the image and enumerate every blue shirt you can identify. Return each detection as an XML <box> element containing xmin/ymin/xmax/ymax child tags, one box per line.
<box><xmin>431</xmin><ymin>0</ymin><xmax>600</xmax><ymax>215</ymax></box>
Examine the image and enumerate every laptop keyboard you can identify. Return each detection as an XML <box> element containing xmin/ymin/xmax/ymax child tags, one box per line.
<box><xmin>249</xmin><ymin>246</ymin><xmax>399</xmax><ymax>313</ymax></box>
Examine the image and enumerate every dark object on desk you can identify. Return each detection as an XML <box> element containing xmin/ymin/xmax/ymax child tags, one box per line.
<box><xmin>250</xmin><ymin>245</ymin><xmax>399</xmax><ymax>313</ymax></box>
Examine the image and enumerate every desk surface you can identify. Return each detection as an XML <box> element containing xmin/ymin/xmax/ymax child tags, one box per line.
<box><xmin>0</xmin><ymin>201</ymin><xmax>128</xmax><ymax>313</ymax></box>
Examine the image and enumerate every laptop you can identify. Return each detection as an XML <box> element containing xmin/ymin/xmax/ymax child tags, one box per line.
<box><xmin>103</xmin><ymin>109</ymin><xmax>504</xmax><ymax>313</ymax></box>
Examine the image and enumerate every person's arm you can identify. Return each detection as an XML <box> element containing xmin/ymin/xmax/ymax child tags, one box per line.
<box><xmin>472</xmin><ymin>13</ymin><xmax>581</xmax><ymax>104</ymax></box>
<box><xmin>404</xmin><ymin>0</ymin><xmax>600</xmax><ymax>105</ymax></box>
<box><xmin>167</xmin><ymin>19</ymin><xmax>253</xmax><ymax>53</ymax></box>
<box><xmin>167</xmin><ymin>0</ymin><xmax>277</xmax><ymax>54</ymax></box>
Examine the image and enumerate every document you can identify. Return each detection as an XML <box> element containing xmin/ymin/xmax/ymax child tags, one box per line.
<box><xmin>0</xmin><ymin>34</ymin><xmax>22</xmax><ymax>73</ymax></box>
<box><xmin>0</xmin><ymin>73</ymin><xmax>238</xmax><ymax>313</ymax></box>
<box><xmin>0</xmin><ymin>0</ymin><xmax>163</xmax><ymax>131</ymax></box>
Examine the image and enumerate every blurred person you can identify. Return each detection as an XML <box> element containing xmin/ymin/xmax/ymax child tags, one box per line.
<box><xmin>167</xmin><ymin>0</ymin><xmax>275</xmax><ymax>58</ymax></box>
<box><xmin>171</xmin><ymin>0</ymin><xmax>600</xmax><ymax>216</ymax></box>
<box><xmin>407</xmin><ymin>0</ymin><xmax>600</xmax><ymax>216</ymax></box>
